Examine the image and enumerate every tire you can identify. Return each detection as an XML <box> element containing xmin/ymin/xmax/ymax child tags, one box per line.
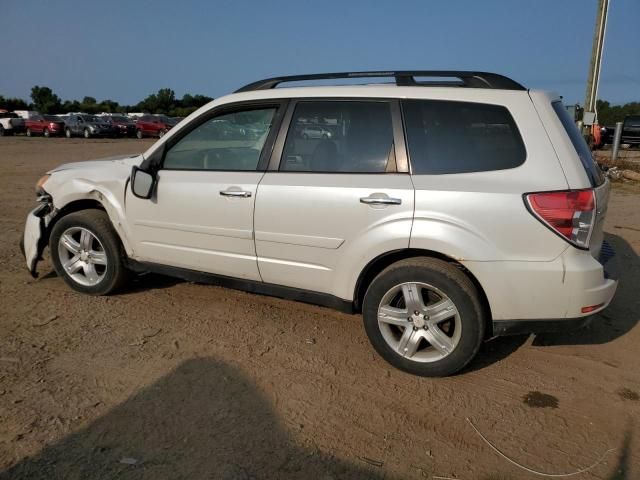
<box><xmin>362</xmin><ymin>257</ymin><xmax>485</xmax><ymax>377</ymax></box>
<box><xmin>83</xmin><ymin>128</ymin><xmax>91</xmax><ymax>139</ymax></box>
<box><xmin>158</xmin><ymin>129</ymin><xmax>166</xmax><ymax>138</ymax></box>
<box><xmin>0</xmin><ymin>126</ymin><xmax>5</xmax><ymax>137</ymax></box>
<box><xmin>49</xmin><ymin>209</ymin><xmax>129</xmax><ymax>295</ymax></box>
<box><xmin>26</xmin><ymin>128</ymin><xmax>32</xmax><ymax>137</ymax></box>
<box><xmin>136</xmin><ymin>129</ymin><xmax>143</xmax><ymax>139</ymax></box>
<box><xmin>65</xmin><ymin>128</ymin><xmax>72</xmax><ymax>138</ymax></box>
<box><xmin>43</xmin><ymin>128</ymin><xmax>50</xmax><ymax>138</ymax></box>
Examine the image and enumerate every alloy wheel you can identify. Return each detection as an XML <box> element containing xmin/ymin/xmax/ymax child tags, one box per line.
<box><xmin>57</xmin><ymin>227</ymin><xmax>108</xmax><ymax>287</ymax></box>
<box><xmin>377</xmin><ymin>282</ymin><xmax>461</xmax><ymax>363</ymax></box>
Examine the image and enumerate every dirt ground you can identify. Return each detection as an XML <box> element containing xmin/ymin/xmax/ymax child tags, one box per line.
<box><xmin>0</xmin><ymin>136</ymin><xmax>638</xmax><ymax>479</ymax></box>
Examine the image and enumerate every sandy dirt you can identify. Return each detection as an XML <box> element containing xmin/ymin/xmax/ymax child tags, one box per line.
<box><xmin>0</xmin><ymin>136</ymin><xmax>638</xmax><ymax>479</ymax></box>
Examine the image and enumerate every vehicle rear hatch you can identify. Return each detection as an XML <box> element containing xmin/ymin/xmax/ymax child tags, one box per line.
<box><xmin>550</xmin><ymin>100</ymin><xmax>609</xmax><ymax>260</ymax></box>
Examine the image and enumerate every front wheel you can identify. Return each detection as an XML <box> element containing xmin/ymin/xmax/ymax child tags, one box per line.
<box><xmin>136</xmin><ymin>129</ymin><xmax>143</xmax><ymax>139</ymax></box>
<box><xmin>43</xmin><ymin>128</ymin><xmax>50</xmax><ymax>138</ymax></box>
<box><xmin>50</xmin><ymin>210</ymin><xmax>129</xmax><ymax>295</ymax></box>
<box><xmin>65</xmin><ymin>128</ymin><xmax>72</xmax><ymax>138</ymax></box>
<box><xmin>83</xmin><ymin>128</ymin><xmax>91</xmax><ymax>139</ymax></box>
<box><xmin>26</xmin><ymin>128</ymin><xmax>32</xmax><ymax>137</ymax></box>
<box><xmin>158</xmin><ymin>129</ymin><xmax>167</xmax><ymax>138</ymax></box>
<box><xmin>362</xmin><ymin>257</ymin><xmax>485</xmax><ymax>377</ymax></box>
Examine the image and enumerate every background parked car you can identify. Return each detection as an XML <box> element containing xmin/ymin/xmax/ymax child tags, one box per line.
<box><xmin>0</xmin><ymin>111</ymin><xmax>26</xmax><ymax>136</ymax></box>
<box><xmin>25</xmin><ymin>114</ymin><xmax>66</xmax><ymax>137</ymax></box>
<box><xmin>300</xmin><ymin>125</ymin><xmax>333</xmax><ymax>139</ymax></box>
<box><xmin>64</xmin><ymin>114</ymin><xmax>117</xmax><ymax>138</ymax></box>
<box><xmin>102</xmin><ymin>115</ymin><xmax>137</xmax><ymax>137</ymax></box>
<box><xmin>135</xmin><ymin>115</ymin><xmax>175</xmax><ymax>138</ymax></box>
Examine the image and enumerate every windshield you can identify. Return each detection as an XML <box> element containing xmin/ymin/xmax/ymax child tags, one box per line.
<box><xmin>81</xmin><ymin>115</ymin><xmax>101</xmax><ymax>122</ymax></box>
<box><xmin>110</xmin><ymin>116</ymin><xmax>129</xmax><ymax>122</ymax></box>
<box><xmin>43</xmin><ymin>115</ymin><xmax>60</xmax><ymax>121</ymax></box>
<box><xmin>32</xmin><ymin>114</ymin><xmax>45</xmax><ymax>121</ymax></box>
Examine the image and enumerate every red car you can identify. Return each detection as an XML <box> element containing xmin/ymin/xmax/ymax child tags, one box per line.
<box><xmin>25</xmin><ymin>114</ymin><xmax>66</xmax><ymax>137</ymax></box>
<box><xmin>135</xmin><ymin>115</ymin><xmax>176</xmax><ymax>139</ymax></box>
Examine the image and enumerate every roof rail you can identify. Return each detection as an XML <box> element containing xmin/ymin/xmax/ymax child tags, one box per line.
<box><xmin>234</xmin><ymin>70</ymin><xmax>526</xmax><ymax>93</ymax></box>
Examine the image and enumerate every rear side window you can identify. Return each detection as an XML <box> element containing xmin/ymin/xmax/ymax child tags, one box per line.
<box><xmin>280</xmin><ymin>101</ymin><xmax>394</xmax><ymax>173</ymax></box>
<box><xmin>551</xmin><ymin>101</ymin><xmax>604</xmax><ymax>186</ymax></box>
<box><xmin>403</xmin><ymin>99</ymin><xmax>526</xmax><ymax>174</ymax></box>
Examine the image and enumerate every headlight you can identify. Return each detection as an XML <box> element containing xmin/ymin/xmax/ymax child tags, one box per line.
<box><xmin>35</xmin><ymin>174</ymin><xmax>50</xmax><ymax>195</ymax></box>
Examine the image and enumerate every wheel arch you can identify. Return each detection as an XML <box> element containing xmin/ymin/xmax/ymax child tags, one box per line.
<box><xmin>46</xmin><ymin>196</ymin><xmax>132</xmax><ymax>257</ymax></box>
<box><xmin>353</xmin><ymin>248</ymin><xmax>493</xmax><ymax>336</ymax></box>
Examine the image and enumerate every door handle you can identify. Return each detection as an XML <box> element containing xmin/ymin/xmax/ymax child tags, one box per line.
<box><xmin>360</xmin><ymin>195</ymin><xmax>402</xmax><ymax>206</ymax></box>
<box><xmin>220</xmin><ymin>190</ymin><xmax>252</xmax><ymax>198</ymax></box>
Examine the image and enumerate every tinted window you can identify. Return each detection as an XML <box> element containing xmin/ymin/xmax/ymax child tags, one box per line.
<box><xmin>551</xmin><ymin>101</ymin><xmax>604</xmax><ymax>186</ymax></box>
<box><xmin>624</xmin><ymin>115</ymin><xmax>640</xmax><ymax>126</ymax></box>
<box><xmin>403</xmin><ymin>100</ymin><xmax>526</xmax><ymax>174</ymax></box>
<box><xmin>280</xmin><ymin>101</ymin><xmax>394</xmax><ymax>173</ymax></box>
<box><xmin>163</xmin><ymin>107</ymin><xmax>276</xmax><ymax>171</ymax></box>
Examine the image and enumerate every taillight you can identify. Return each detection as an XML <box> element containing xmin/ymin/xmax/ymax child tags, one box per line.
<box><xmin>525</xmin><ymin>189</ymin><xmax>596</xmax><ymax>249</ymax></box>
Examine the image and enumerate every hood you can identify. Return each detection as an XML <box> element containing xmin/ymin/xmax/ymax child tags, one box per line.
<box><xmin>49</xmin><ymin>154</ymin><xmax>142</xmax><ymax>173</ymax></box>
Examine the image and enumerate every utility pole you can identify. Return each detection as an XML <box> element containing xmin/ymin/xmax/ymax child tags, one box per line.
<box><xmin>583</xmin><ymin>0</ymin><xmax>609</xmax><ymax>132</ymax></box>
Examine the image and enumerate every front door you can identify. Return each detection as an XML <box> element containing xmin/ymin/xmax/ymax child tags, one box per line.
<box><xmin>126</xmin><ymin>103</ymin><xmax>284</xmax><ymax>280</ymax></box>
<box><xmin>254</xmin><ymin>100</ymin><xmax>415</xmax><ymax>298</ymax></box>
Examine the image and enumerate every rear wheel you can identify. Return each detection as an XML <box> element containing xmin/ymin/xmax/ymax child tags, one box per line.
<box><xmin>26</xmin><ymin>128</ymin><xmax>32</xmax><ymax>137</ymax></box>
<box><xmin>83</xmin><ymin>128</ymin><xmax>91</xmax><ymax>139</ymax></box>
<box><xmin>362</xmin><ymin>257</ymin><xmax>485</xmax><ymax>377</ymax></box>
<box><xmin>158</xmin><ymin>129</ymin><xmax>167</xmax><ymax>138</ymax></box>
<box><xmin>43</xmin><ymin>128</ymin><xmax>50</xmax><ymax>138</ymax></box>
<box><xmin>65</xmin><ymin>128</ymin><xmax>72</xmax><ymax>138</ymax></box>
<box><xmin>136</xmin><ymin>129</ymin><xmax>143</xmax><ymax>139</ymax></box>
<box><xmin>50</xmin><ymin>210</ymin><xmax>129</xmax><ymax>295</ymax></box>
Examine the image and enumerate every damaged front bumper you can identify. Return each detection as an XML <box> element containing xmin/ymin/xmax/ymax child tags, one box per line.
<box><xmin>21</xmin><ymin>196</ymin><xmax>56</xmax><ymax>278</ymax></box>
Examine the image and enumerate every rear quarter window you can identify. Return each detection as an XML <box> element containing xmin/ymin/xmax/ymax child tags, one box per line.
<box><xmin>551</xmin><ymin>101</ymin><xmax>604</xmax><ymax>186</ymax></box>
<box><xmin>402</xmin><ymin>99</ymin><xmax>526</xmax><ymax>175</ymax></box>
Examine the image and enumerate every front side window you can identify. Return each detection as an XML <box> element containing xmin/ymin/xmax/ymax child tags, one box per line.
<box><xmin>280</xmin><ymin>101</ymin><xmax>394</xmax><ymax>173</ymax></box>
<box><xmin>403</xmin><ymin>99</ymin><xmax>526</xmax><ymax>175</ymax></box>
<box><xmin>163</xmin><ymin>107</ymin><xmax>276</xmax><ymax>171</ymax></box>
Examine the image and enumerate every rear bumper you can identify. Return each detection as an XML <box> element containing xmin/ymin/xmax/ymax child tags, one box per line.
<box><xmin>463</xmin><ymin>241</ymin><xmax>619</xmax><ymax>334</ymax></box>
<box><xmin>493</xmin><ymin>316</ymin><xmax>594</xmax><ymax>336</ymax></box>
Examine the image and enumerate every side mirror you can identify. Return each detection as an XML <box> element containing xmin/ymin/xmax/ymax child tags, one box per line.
<box><xmin>131</xmin><ymin>166</ymin><xmax>155</xmax><ymax>199</ymax></box>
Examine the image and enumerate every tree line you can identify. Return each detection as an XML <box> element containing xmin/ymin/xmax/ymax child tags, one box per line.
<box><xmin>0</xmin><ymin>86</ymin><xmax>213</xmax><ymax>117</ymax></box>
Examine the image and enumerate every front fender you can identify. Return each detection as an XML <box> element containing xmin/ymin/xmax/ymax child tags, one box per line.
<box><xmin>48</xmin><ymin>178</ymin><xmax>134</xmax><ymax>256</ymax></box>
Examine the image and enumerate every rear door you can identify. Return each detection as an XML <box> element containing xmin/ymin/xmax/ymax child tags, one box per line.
<box><xmin>126</xmin><ymin>101</ymin><xmax>286</xmax><ymax>279</ymax></box>
<box><xmin>254</xmin><ymin>99</ymin><xmax>414</xmax><ymax>298</ymax></box>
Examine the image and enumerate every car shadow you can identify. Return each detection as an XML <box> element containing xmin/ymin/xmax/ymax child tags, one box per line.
<box><xmin>0</xmin><ymin>357</ymin><xmax>383</xmax><ymax>480</ymax></box>
<box><xmin>533</xmin><ymin>233</ymin><xmax>639</xmax><ymax>347</ymax></box>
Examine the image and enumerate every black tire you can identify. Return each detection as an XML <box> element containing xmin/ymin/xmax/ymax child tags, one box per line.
<box><xmin>136</xmin><ymin>129</ymin><xmax>143</xmax><ymax>139</ymax></box>
<box><xmin>158</xmin><ymin>129</ymin><xmax>166</xmax><ymax>138</ymax></box>
<box><xmin>0</xmin><ymin>126</ymin><xmax>5</xmax><ymax>137</ymax></box>
<box><xmin>49</xmin><ymin>209</ymin><xmax>129</xmax><ymax>295</ymax></box>
<box><xmin>65</xmin><ymin>128</ymin><xmax>72</xmax><ymax>138</ymax></box>
<box><xmin>83</xmin><ymin>128</ymin><xmax>91</xmax><ymax>139</ymax></box>
<box><xmin>43</xmin><ymin>128</ymin><xmax>50</xmax><ymax>138</ymax></box>
<box><xmin>26</xmin><ymin>128</ymin><xmax>32</xmax><ymax>137</ymax></box>
<box><xmin>362</xmin><ymin>257</ymin><xmax>485</xmax><ymax>377</ymax></box>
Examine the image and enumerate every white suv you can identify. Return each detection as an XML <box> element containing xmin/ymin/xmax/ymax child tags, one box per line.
<box><xmin>22</xmin><ymin>71</ymin><xmax>618</xmax><ymax>376</ymax></box>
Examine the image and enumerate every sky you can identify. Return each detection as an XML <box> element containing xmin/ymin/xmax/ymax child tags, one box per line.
<box><xmin>1</xmin><ymin>0</ymin><xmax>639</xmax><ymax>106</ymax></box>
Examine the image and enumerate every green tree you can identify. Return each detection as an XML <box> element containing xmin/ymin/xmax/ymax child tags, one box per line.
<box><xmin>0</xmin><ymin>95</ymin><xmax>29</xmax><ymax>111</ymax></box>
<box><xmin>30</xmin><ymin>86</ymin><xmax>62</xmax><ymax>113</ymax></box>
